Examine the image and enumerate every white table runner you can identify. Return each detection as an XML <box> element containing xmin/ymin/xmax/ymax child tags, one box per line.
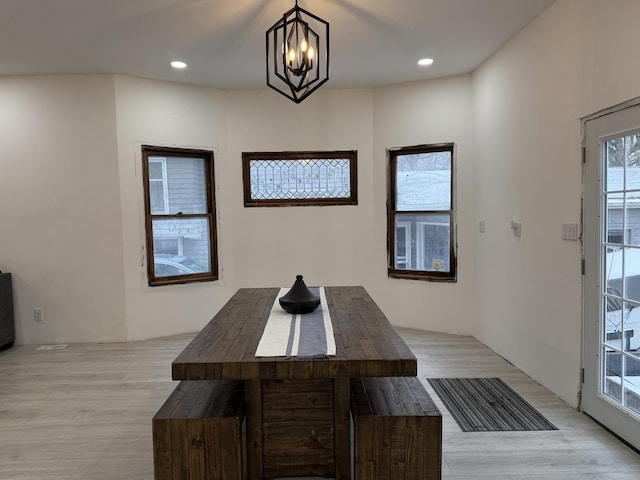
<box><xmin>255</xmin><ymin>287</ymin><xmax>336</xmax><ymax>358</ymax></box>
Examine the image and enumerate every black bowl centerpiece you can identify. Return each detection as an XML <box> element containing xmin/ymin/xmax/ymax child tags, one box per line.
<box><xmin>279</xmin><ymin>275</ymin><xmax>320</xmax><ymax>314</ymax></box>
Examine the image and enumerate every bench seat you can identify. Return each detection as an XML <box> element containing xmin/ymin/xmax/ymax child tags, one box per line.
<box><xmin>152</xmin><ymin>380</ymin><xmax>245</xmax><ymax>480</ymax></box>
<box><xmin>350</xmin><ymin>376</ymin><xmax>442</xmax><ymax>480</ymax></box>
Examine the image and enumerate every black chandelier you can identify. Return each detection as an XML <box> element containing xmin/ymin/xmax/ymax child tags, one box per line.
<box><xmin>266</xmin><ymin>0</ymin><xmax>329</xmax><ymax>103</ymax></box>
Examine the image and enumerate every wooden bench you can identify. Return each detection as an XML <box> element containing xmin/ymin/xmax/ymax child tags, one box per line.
<box><xmin>152</xmin><ymin>380</ymin><xmax>245</xmax><ymax>480</ymax></box>
<box><xmin>350</xmin><ymin>376</ymin><xmax>442</xmax><ymax>480</ymax></box>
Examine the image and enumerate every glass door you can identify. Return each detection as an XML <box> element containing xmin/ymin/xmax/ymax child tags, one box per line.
<box><xmin>583</xmin><ymin>103</ymin><xmax>640</xmax><ymax>449</ymax></box>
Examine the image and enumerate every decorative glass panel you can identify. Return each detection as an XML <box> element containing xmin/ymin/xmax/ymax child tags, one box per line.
<box><xmin>243</xmin><ymin>151</ymin><xmax>357</xmax><ymax>206</ymax></box>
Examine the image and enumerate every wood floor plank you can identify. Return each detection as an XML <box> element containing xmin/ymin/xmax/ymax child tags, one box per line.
<box><xmin>1</xmin><ymin>329</ymin><xmax>640</xmax><ymax>479</ymax></box>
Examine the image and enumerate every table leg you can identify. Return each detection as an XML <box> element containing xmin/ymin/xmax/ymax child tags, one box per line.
<box><xmin>245</xmin><ymin>379</ymin><xmax>263</xmax><ymax>480</ymax></box>
<box><xmin>245</xmin><ymin>378</ymin><xmax>351</xmax><ymax>479</ymax></box>
<box><xmin>334</xmin><ymin>377</ymin><xmax>351</xmax><ymax>480</ymax></box>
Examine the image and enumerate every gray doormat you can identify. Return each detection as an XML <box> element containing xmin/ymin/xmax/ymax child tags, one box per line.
<box><xmin>427</xmin><ymin>377</ymin><xmax>558</xmax><ymax>432</ymax></box>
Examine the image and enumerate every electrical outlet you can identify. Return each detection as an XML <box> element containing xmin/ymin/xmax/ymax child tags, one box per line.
<box><xmin>34</xmin><ymin>308</ymin><xmax>44</xmax><ymax>322</ymax></box>
<box><xmin>510</xmin><ymin>221</ymin><xmax>522</xmax><ymax>237</ymax></box>
<box><xmin>479</xmin><ymin>220</ymin><xmax>486</xmax><ymax>233</ymax></box>
<box><xmin>513</xmin><ymin>222</ymin><xmax>521</xmax><ymax>237</ymax></box>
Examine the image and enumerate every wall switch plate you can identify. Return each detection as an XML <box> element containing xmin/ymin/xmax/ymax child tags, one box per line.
<box><xmin>34</xmin><ymin>308</ymin><xmax>43</xmax><ymax>321</ymax></box>
<box><xmin>479</xmin><ymin>220</ymin><xmax>485</xmax><ymax>233</ymax></box>
<box><xmin>562</xmin><ymin>223</ymin><xmax>580</xmax><ymax>241</ymax></box>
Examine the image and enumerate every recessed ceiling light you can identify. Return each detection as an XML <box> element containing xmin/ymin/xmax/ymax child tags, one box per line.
<box><xmin>418</xmin><ymin>58</ymin><xmax>434</xmax><ymax>66</ymax></box>
<box><xmin>170</xmin><ymin>61</ymin><xmax>187</xmax><ymax>69</ymax></box>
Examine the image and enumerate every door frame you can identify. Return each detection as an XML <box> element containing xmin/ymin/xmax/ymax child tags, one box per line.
<box><xmin>582</xmin><ymin>96</ymin><xmax>640</xmax><ymax>450</ymax></box>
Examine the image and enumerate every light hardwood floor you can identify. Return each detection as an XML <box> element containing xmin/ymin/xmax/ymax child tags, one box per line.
<box><xmin>1</xmin><ymin>328</ymin><xmax>639</xmax><ymax>479</ymax></box>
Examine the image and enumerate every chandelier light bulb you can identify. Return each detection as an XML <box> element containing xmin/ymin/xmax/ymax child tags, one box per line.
<box><xmin>307</xmin><ymin>47</ymin><xmax>314</xmax><ymax>60</ymax></box>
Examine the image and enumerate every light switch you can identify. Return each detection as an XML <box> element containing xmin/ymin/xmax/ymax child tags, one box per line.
<box><xmin>562</xmin><ymin>223</ymin><xmax>579</xmax><ymax>241</ymax></box>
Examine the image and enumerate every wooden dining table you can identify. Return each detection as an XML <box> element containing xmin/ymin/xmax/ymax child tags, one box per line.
<box><xmin>172</xmin><ymin>286</ymin><xmax>417</xmax><ymax>480</ymax></box>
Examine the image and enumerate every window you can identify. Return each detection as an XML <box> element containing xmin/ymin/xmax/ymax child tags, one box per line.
<box><xmin>388</xmin><ymin>143</ymin><xmax>456</xmax><ymax>281</ymax></box>
<box><xmin>141</xmin><ymin>146</ymin><xmax>218</xmax><ymax>286</ymax></box>
<box><xmin>148</xmin><ymin>158</ymin><xmax>169</xmax><ymax>213</ymax></box>
<box><xmin>242</xmin><ymin>150</ymin><xmax>357</xmax><ymax>206</ymax></box>
<box><xmin>607</xmin><ymin>229</ymin><xmax>632</xmax><ymax>245</ymax></box>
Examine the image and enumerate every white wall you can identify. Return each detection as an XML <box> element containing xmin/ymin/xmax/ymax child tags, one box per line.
<box><xmin>0</xmin><ymin>76</ymin><xmax>126</xmax><ymax>344</ymax></box>
<box><xmin>579</xmin><ymin>0</ymin><xmax>640</xmax><ymax>115</ymax></box>
<box><xmin>225</xmin><ymin>89</ymin><xmax>376</xmax><ymax>289</ymax></box>
<box><xmin>114</xmin><ymin>80</ymin><xmax>477</xmax><ymax>341</ymax></box>
<box><xmin>0</xmin><ymin>76</ymin><xmax>476</xmax><ymax>347</ymax></box>
<box><xmin>472</xmin><ymin>0</ymin><xmax>640</xmax><ymax>407</ymax></box>
<box><xmin>371</xmin><ymin>76</ymin><xmax>477</xmax><ymax>334</ymax></box>
<box><xmin>113</xmin><ymin>76</ymin><xmax>236</xmax><ymax>341</ymax></box>
<box><xmin>113</xmin><ymin>82</ymin><xmax>381</xmax><ymax>340</ymax></box>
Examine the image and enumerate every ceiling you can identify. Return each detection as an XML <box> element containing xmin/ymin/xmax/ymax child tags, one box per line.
<box><xmin>0</xmin><ymin>0</ymin><xmax>555</xmax><ymax>90</ymax></box>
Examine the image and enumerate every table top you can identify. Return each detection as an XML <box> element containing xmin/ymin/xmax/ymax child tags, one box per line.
<box><xmin>172</xmin><ymin>286</ymin><xmax>417</xmax><ymax>380</ymax></box>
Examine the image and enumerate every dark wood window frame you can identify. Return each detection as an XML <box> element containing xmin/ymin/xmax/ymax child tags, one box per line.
<box><xmin>242</xmin><ymin>150</ymin><xmax>358</xmax><ymax>207</ymax></box>
<box><xmin>141</xmin><ymin>145</ymin><xmax>218</xmax><ymax>286</ymax></box>
<box><xmin>387</xmin><ymin>143</ymin><xmax>457</xmax><ymax>282</ymax></box>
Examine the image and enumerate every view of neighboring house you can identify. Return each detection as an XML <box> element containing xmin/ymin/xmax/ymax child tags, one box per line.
<box><xmin>395</xmin><ymin>152</ymin><xmax>452</xmax><ymax>272</ymax></box>
<box><xmin>149</xmin><ymin>155</ymin><xmax>210</xmax><ymax>274</ymax></box>
<box><xmin>605</xmin><ymin>165</ymin><xmax>640</xmax><ymax>409</ymax></box>
<box><xmin>605</xmin><ymin>167</ymin><xmax>640</xmax><ymax>245</ymax></box>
